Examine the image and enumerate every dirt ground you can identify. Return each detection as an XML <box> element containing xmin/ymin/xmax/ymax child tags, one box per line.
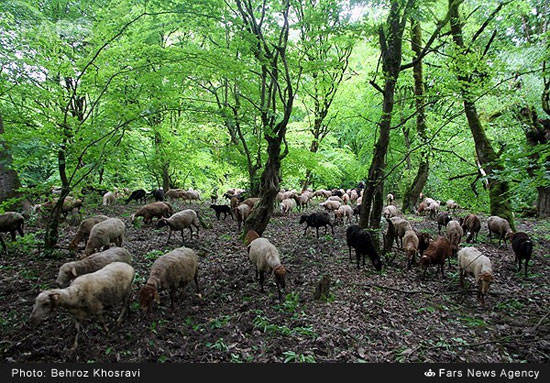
<box><xmin>1</xmin><ymin>197</ymin><xmax>549</xmax><ymax>363</ymax></box>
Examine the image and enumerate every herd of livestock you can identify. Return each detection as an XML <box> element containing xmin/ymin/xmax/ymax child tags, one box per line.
<box><xmin>0</xmin><ymin>184</ymin><xmax>537</xmax><ymax>353</ymax></box>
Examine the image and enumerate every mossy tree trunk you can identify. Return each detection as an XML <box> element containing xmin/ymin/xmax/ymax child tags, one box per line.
<box><xmin>449</xmin><ymin>0</ymin><xmax>514</xmax><ymax>228</ymax></box>
<box><xmin>0</xmin><ymin>112</ymin><xmax>22</xmax><ymax>207</ymax></box>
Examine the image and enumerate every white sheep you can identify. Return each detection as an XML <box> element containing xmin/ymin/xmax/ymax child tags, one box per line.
<box><xmin>83</xmin><ymin>218</ymin><xmax>125</xmax><ymax>256</ymax></box>
<box><xmin>236</xmin><ymin>203</ymin><xmax>251</xmax><ymax>231</ymax></box>
<box><xmin>248</xmin><ymin>237</ymin><xmax>287</xmax><ymax>300</ymax></box>
<box><xmin>56</xmin><ymin>247</ymin><xmax>132</xmax><ymax>288</ymax></box>
<box><xmin>457</xmin><ymin>247</ymin><xmax>493</xmax><ymax>305</ymax></box>
<box><xmin>30</xmin><ymin>262</ymin><xmax>134</xmax><ymax>351</ymax></box>
<box><xmin>319</xmin><ymin>200</ymin><xmax>341</xmax><ymax>212</ymax></box>
<box><xmin>402</xmin><ymin>230</ymin><xmax>419</xmax><ymax>269</ymax></box>
<box><xmin>446</xmin><ymin>220</ymin><xmax>463</xmax><ymax>255</ymax></box>
<box><xmin>102</xmin><ymin>191</ymin><xmax>117</xmax><ymax>206</ymax></box>
<box><xmin>280</xmin><ymin>198</ymin><xmax>297</xmax><ymax>215</ymax></box>
<box><xmin>382</xmin><ymin>205</ymin><xmax>399</xmax><ymax>218</ymax></box>
<box><xmin>335</xmin><ymin>205</ymin><xmax>353</xmax><ymax>224</ymax></box>
<box><xmin>156</xmin><ymin>209</ymin><xmax>200</xmax><ymax>243</ymax></box>
<box><xmin>139</xmin><ymin>247</ymin><xmax>199</xmax><ymax>312</ymax></box>
<box><xmin>69</xmin><ymin>215</ymin><xmax>109</xmax><ymax>252</ymax></box>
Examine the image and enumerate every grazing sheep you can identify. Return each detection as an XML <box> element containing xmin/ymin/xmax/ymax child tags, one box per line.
<box><xmin>56</xmin><ymin>247</ymin><xmax>132</xmax><ymax>287</ymax></box>
<box><xmin>244</xmin><ymin>230</ymin><xmax>260</xmax><ymax>246</ymax></box>
<box><xmin>327</xmin><ymin>196</ymin><xmax>343</xmax><ymax>203</ymax></box>
<box><xmin>43</xmin><ymin>196</ymin><xmax>83</xmax><ymax>218</ymax></box>
<box><xmin>460</xmin><ymin>214</ymin><xmax>481</xmax><ymax>243</ymax></box>
<box><xmin>388</xmin><ymin>217</ymin><xmax>412</xmax><ymax>249</ymax></box>
<box><xmin>139</xmin><ymin>247</ymin><xmax>199</xmax><ymax>312</ymax></box>
<box><xmin>417</xmin><ymin>202</ymin><xmax>427</xmax><ymax>215</ymax></box>
<box><xmin>457</xmin><ymin>247</ymin><xmax>493</xmax><ymax>305</ymax></box>
<box><xmin>210</xmin><ymin>204</ymin><xmax>233</xmax><ymax>220</ymax></box>
<box><xmin>125</xmin><ymin>189</ymin><xmax>146</xmax><ymax>204</ymax></box>
<box><xmin>102</xmin><ymin>191</ymin><xmax>117</xmax><ymax>206</ymax></box>
<box><xmin>165</xmin><ymin>189</ymin><xmax>184</xmax><ymax>201</ymax></box>
<box><xmin>436</xmin><ymin>212</ymin><xmax>452</xmax><ymax>235</ymax></box>
<box><xmin>30</xmin><ymin>262</ymin><xmax>134</xmax><ymax>351</ymax></box>
<box><xmin>248</xmin><ymin>237</ymin><xmax>287</xmax><ymax>300</ymax></box>
<box><xmin>487</xmin><ymin>216</ymin><xmax>514</xmax><ymax>246</ymax></box>
<box><xmin>446</xmin><ymin>199</ymin><xmax>459</xmax><ymax>212</ymax></box>
<box><xmin>426</xmin><ymin>200</ymin><xmax>440</xmax><ymax>219</ymax></box>
<box><xmin>131</xmin><ymin>201</ymin><xmax>173</xmax><ymax>224</ymax></box>
<box><xmin>511</xmin><ymin>232</ymin><xmax>533</xmax><ymax>277</ymax></box>
<box><xmin>446</xmin><ymin>220</ymin><xmax>463</xmax><ymax>257</ymax></box>
<box><xmin>403</xmin><ymin>230</ymin><xmax>419</xmax><ymax>269</ymax></box>
<box><xmin>382</xmin><ymin>205</ymin><xmax>399</xmax><ymax>219</ymax></box>
<box><xmin>292</xmin><ymin>194</ymin><xmax>310</xmax><ymax>211</ymax></box>
<box><xmin>424</xmin><ymin>197</ymin><xmax>435</xmax><ymax>207</ymax></box>
<box><xmin>235</xmin><ymin>204</ymin><xmax>251</xmax><ymax>231</ymax></box>
<box><xmin>83</xmin><ymin>218</ymin><xmax>125</xmax><ymax>256</ymax></box>
<box><xmin>0</xmin><ymin>212</ymin><xmax>25</xmax><ymax>254</ymax></box>
<box><xmin>417</xmin><ymin>232</ymin><xmax>432</xmax><ymax>256</ymax></box>
<box><xmin>313</xmin><ymin>189</ymin><xmax>332</xmax><ymax>199</ymax></box>
<box><xmin>242</xmin><ymin>197</ymin><xmax>261</xmax><ymax>210</ymax></box>
<box><xmin>319</xmin><ymin>200</ymin><xmax>341</xmax><ymax>212</ymax></box>
<box><xmin>156</xmin><ymin>209</ymin><xmax>200</xmax><ymax>244</ymax></box>
<box><xmin>346</xmin><ymin>225</ymin><xmax>383</xmax><ymax>271</ymax></box>
<box><xmin>153</xmin><ymin>188</ymin><xmax>165</xmax><ymax>201</ymax></box>
<box><xmin>182</xmin><ymin>189</ymin><xmax>201</xmax><ymax>203</ymax></box>
<box><xmin>386</xmin><ymin>193</ymin><xmax>394</xmax><ymax>205</ymax></box>
<box><xmin>420</xmin><ymin>237</ymin><xmax>452</xmax><ymax>278</ymax></box>
<box><xmin>280</xmin><ymin>198</ymin><xmax>297</xmax><ymax>215</ymax></box>
<box><xmin>299</xmin><ymin>212</ymin><xmax>334</xmax><ymax>238</ymax></box>
<box><xmin>349</xmin><ymin>189</ymin><xmax>358</xmax><ymax>202</ymax></box>
<box><xmin>69</xmin><ymin>215</ymin><xmax>109</xmax><ymax>252</ymax></box>
<box><xmin>335</xmin><ymin>205</ymin><xmax>353</xmax><ymax>224</ymax></box>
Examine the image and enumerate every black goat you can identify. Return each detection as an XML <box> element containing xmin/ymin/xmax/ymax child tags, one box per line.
<box><xmin>436</xmin><ymin>212</ymin><xmax>452</xmax><ymax>235</ymax></box>
<box><xmin>346</xmin><ymin>225</ymin><xmax>382</xmax><ymax>271</ymax></box>
<box><xmin>210</xmin><ymin>204</ymin><xmax>233</xmax><ymax>220</ymax></box>
<box><xmin>152</xmin><ymin>188</ymin><xmax>164</xmax><ymax>201</ymax></box>
<box><xmin>299</xmin><ymin>212</ymin><xmax>333</xmax><ymax>238</ymax></box>
<box><xmin>125</xmin><ymin>189</ymin><xmax>146</xmax><ymax>204</ymax></box>
<box><xmin>511</xmin><ymin>232</ymin><xmax>533</xmax><ymax>277</ymax></box>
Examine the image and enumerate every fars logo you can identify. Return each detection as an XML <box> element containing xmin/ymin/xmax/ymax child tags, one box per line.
<box><xmin>424</xmin><ymin>369</ymin><xmax>436</xmax><ymax>378</ymax></box>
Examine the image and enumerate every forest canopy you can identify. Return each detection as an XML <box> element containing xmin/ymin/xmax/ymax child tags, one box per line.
<box><xmin>1</xmin><ymin>0</ymin><xmax>549</xmax><ymax>220</ymax></box>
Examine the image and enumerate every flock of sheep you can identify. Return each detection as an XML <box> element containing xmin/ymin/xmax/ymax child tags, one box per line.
<box><xmin>0</xmin><ymin>184</ymin><xmax>536</xmax><ymax>354</ymax></box>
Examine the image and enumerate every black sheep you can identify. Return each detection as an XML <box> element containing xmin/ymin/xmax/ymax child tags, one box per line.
<box><xmin>153</xmin><ymin>188</ymin><xmax>164</xmax><ymax>201</ymax></box>
<box><xmin>346</xmin><ymin>225</ymin><xmax>383</xmax><ymax>271</ymax></box>
<box><xmin>125</xmin><ymin>189</ymin><xmax>146</xmax><ymax>204</ymax></box>
<box><xmin>511</xmin><ymin>232</ymin><xmax>533</xmax><ymax>277</ymax></box>
<box><xmin>210</xmin><ymin>204</ymin><xmax>233</xmax><ymax>220</ymax></box>
<box><xmin>436</xmin><ymin>212</ymin><xmax>452</xmax><ymax>235</ymax></box>
<box><xmin>299</xmin><ymin>212</ymin><xmax>333</xmax><ymax>238</ymax></box>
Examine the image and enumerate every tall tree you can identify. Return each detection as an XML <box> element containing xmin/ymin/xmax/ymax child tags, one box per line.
<box><xmin>0</xmin><ymin>111</ymin><xmax>21</xmax><ymax>205</ymax></box>
<box><xmin>448</xmin><ymin>0</ymin><xmax>515</xmax><ymax>227</ymax></box>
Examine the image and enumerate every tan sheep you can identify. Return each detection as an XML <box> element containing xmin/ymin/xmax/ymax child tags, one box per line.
<box><xmin>319</xmin><ymin>200</ymin><xmax>341</xmax><ymax>212</ymax></box>
<box><xmin>382</xmin><ymin>205</ymin><xmax>399</xmax><ymax>218</ymax></box>
<box><xmin>402</xmin><ymin>230</ymin><xmax>419</xmax><ymax>269</ymax></box>
<box><xmin>156</xmin><ymin>209</ymin><xmax>200</xmax><ymax>243</ymax></box>
<box><xmin>457</xmin><ymin>247</ymin><xmax>493</xmax><ymax>305</ymax></box>
<box><xmin>335</xmin><ymin>205</ymin><xmax>353</xmax><ymax>224</ymax></box>
<box><xmin>139</xmin><ymin>247</ymin><xmax>199</xmax><ymax>312</ymax></box>
<box><xmin>248</xmin><ymin>237</ymin><xmax>286</xmax><ymax>300</ymax></box>
<box><xmin>280</xmin><ymin>198</ymin><xmax>297</xmax><ymax>215</ymax></box>
<box><xmin>102</xmin><ymin>191</ymin><xmax>117</xmax><ymax>206</ymax></box>
<box><xmin>56</xmin><ymin>247</ymin><xmax>131</xmax><ymax>287</ymax></box>
<box><xmin>487</xmin><ymin>215</ymin><xmax>514</xmax><ymax>246</ymax></box>
<box><xmin>236</xmin><ymin>203</ymin><xmax>251</xmax><ymax>231</ymax></box>
<box><xmin>131</xmin><ymin>201</ymin><xmax>173</xmax><ymax>224</ymax></box>
<box><xmin>388</xmin><ymin>217</ymin><xmax>412</xmax><ymax>248</ymax></box>
<box><xmin>30</xmin><ymin>262</ymin><xmax>134</xmax><ymax>351</ymax></box>
<box><xmin>83</xmin><ymin>218</ymin><xmax>125</xmax><ymax>256</ymax></box>
<box><xmin>446</xmin><ymin>220</ymin><xmax>463</xmax><ymax>256</ymax></box>
<box><xmin>69</xmin><ymin>215</ymin><xmax>109</xmax><ymax>252</ymax></box>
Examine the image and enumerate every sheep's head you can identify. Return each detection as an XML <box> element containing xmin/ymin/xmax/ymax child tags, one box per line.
<box><xmin>477</xmin><ymin>272</ymin><xmax>493</xmax><ymax>295</ymax></box>
<box><xmin>139</xmin><ymin>284</ymin><xmax>160</xmax><ymax>313</ymax></box>
<box><xmin>372</xmin><ymin>256</ymin><xmax>383</xmax><ymax>271</ymax></box>
<box><xmin>506</xmin><ymin>230</ymin><xmax>515</xmax><ymax>241</ymax></box>
<box><xmin>273</xmin><ymin>265</ymin><xmax>286</xmax><ymax>291</ymax></box>
<box><xmin>419</xmin><ymin>254</ymin><xmax>431</xmax><ymax>266</ymax></box>
<box><xmin>29</xmin><ymin>291</ymin><xmax>61</xmax><ymax>327</ymax></box>
<box><xmin>55</xmin><ymin>263</ymin><xmax>77</xmax><ymax>287</ymax></box>
<box><xmin>156</xmin><ymin>218</ymin><xmax>169</xmax><ymax>229</ymax></box>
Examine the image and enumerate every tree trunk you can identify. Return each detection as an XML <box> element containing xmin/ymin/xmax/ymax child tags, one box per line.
<box><xmin>243</xmin><ymin>138</ymin><xmax>282</xmax><ymax>236</ymax></box>
<box><xmin>0</xmin><ymin>112</ymin><xmax>22</xmax><ymax>205</ymax></box>
<box><xmin>360</xmin><ymin>1</ymin><xmax>406</xmax><ymax>251</ymax></box>
<box><xmin>537</xmin><ymin>187</ymin><xmax>550</xmax><ymax>218</ymax></box>
<box><xmin>403</xmin><ymin>20</ymin><xmax>429</xmax><ymax>213</ymax></box>
<box><xmin>301</xmin><ymin>138</ymin><xmax>320</xmax><ymax>191</ymax></box>
<box><xmin>162</xmin><ymin>163</ymin><xmax>170</xmax><ymax>191</ymax></box>
<box><xmin>449</xmin><ymin>0</ymin><xmax>514</xmax><ymax>228</ymax></box>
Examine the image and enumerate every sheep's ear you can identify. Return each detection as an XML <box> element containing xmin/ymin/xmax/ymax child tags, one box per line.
<box><xmin>153</xmin><ymin>291</ymin><xmax>160</xmax><ymax>304</ymax></box>
<box><xmin>71</xmin><ymin>267</ymin><xmax>78</xmax><ymax>277</ymax></box>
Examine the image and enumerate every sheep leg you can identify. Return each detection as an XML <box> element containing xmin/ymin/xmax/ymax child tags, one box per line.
<box><xmin>71</xmin><ymin>321</ymin><xmax>80</xmax><ymax>352</ymax></box>
<box><xmin>17</xmin><ymin>225</ymin><xmax>24</xmax><ymax>238</ymax></box>
<box><xmin>170</xmin><ymin>288</ymin><xmax>176</xmax><ymax>309</ymax></box>
<box><xmin>303</xmin><ymin>226</ymin><xmax>308</xmax><ymax>236</ymax></box>
<box><xmin>194</xmin><ymin>224</ymin><xmax>200</xmax><ymax>238</ymax></box>
<box><xmin>194</xmin><ymin>272</ymin><xmax>200</xmax><ymax>293</ymax></box>
<box><xmin>524</xmin><ymin>260</ymin><xmax>528</xmax><ymax>278</ymax></box>
<box><xmin>330</xmin><ymin>223</ymin><xmax>334</xmax><ymax>235</ymax></box>
<box><xmin>0</xmin><ymin>235</ymin><xmax>6</xmax><ymax>255</ymax></box>
<box><xmin>259</xmin><ymin>271</ymin><xmax>265</xmax><ymax>293</ymax></box>
<box><xmin>255</xmin><ymin>267</ymin><xmax>258</xmax><ymax>280</ymax></box>
<box><xmin>188</xmin><ymin>227</ymin><xmax>194</xmax><ymax>239</ymax></box>
<box><xmin>348</xmin><ymin>246</ymin><xmax>352</xmax><ymax>262</ymax></box>
<box><xmin>115</xmin><ymin>292</ymin><xmax>131</xmax><ymax>328</ymax></box>
<box><xmin>166</xmin><ymin>229</ymin><xmax>173</xmax><ymax>244</ymax></box>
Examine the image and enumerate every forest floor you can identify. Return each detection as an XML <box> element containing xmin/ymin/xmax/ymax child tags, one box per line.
<box><xmin>0</xmin><ymin>197</ymin><xmax>549</xmax><ymax>363</ymax></box>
